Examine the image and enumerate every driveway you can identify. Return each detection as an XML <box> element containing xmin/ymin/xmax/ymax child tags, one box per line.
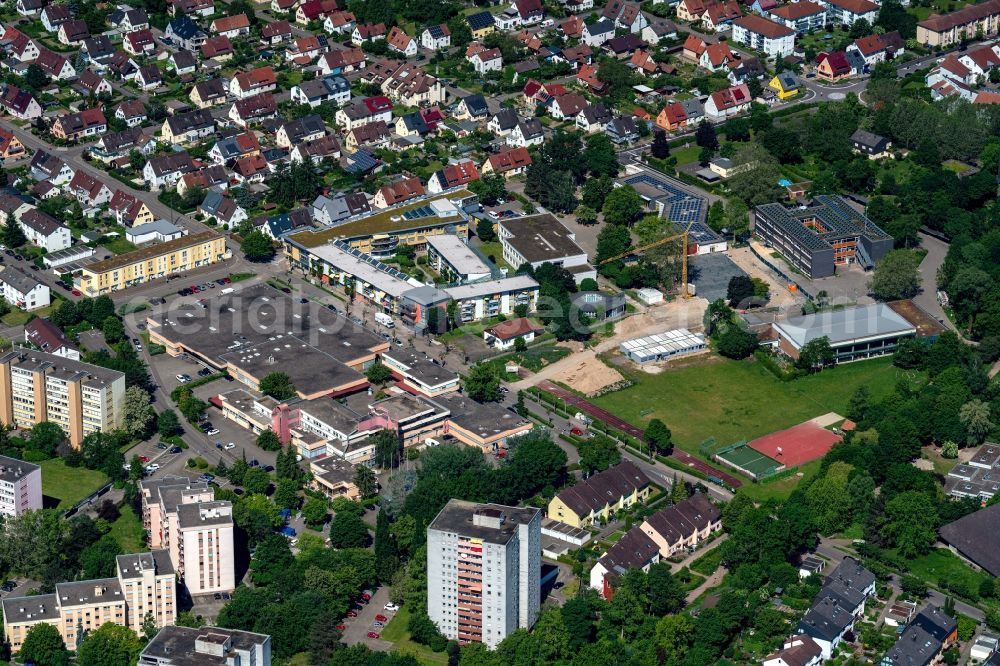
<box><xmin>913</xmin><ymin>231</ymin><xmax>953</xmax><ymax>331</ymax></box>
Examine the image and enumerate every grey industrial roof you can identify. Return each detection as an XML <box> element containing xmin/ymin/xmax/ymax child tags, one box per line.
<box><xmin>220</xmin><ymin>336</ymin><xmax>365</xmax><ymax>394</ymax></box>
<box><xmin>126</xmin><ymin>219</ymin><xmax>184</xmax><ymax>238</ymax></box>
<box><xmin>141</xmin><ymin>626</ymin><xmax>270</xmax><ymax>666</ymax></box>
<box><xmin>116</xmin><ymin>549</ymin><xmax>174</xmax><ymax>579</ymax></box>
<box><xmin>774</xmin><ymin>303</ymin><xmax>915</xmax><ymax>348</ymax></box>
<box><xmin>429</xmin><ymin>499</ymin><xmax>539</xmax><ymax>544</ymax></box>
<box><xmin>383</xmin><ymin>350</ymin><xmax>458</xmax><ymax>387</ymax></box>
<box><xmin>309</xmin><ymin>242</ymin><xmax>419</xmax><ymax>298</ymax></box>
<box><xmin>177</xmin><ymin>501</ymin><xmax>233</xmax><ymax>529</ymax></box>
<box><xmin>499</xmin><ymin>213</ymin><xmax>586</xmax><ymax>263</ymax></box>
<box><xmin>437</xmin><ymin>393</ymin><xmax>530</xmax><ymax>438</ymax></box>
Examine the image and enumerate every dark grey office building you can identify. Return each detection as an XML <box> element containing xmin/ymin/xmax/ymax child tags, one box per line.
<box><xmin>753</xmin><ymin>195</ymin><xmax>893</xmax><ymax>279</ymax></box>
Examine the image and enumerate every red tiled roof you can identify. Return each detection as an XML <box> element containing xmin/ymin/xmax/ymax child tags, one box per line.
<box><xmin>768</xmin><ymin>0</ymin><xmax>825</xmax><ymax>19</ymax></box>
<box><xmin>487</xmin><ymin>146</ymin><xmax>532</xmax><ymax>172</ymax></box>
<box><xmin>733</xmin><ymin>14</ymin><xmax>794</xmax><ymax>38</ymax></box>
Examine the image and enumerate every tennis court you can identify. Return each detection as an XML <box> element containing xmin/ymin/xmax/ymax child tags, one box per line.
<box><xmin>714</xmin><ymin>444</ymin><xmax>783</xmax><ymax>480</ymax></box>
<box><xmin>747</xmin><ymin>421</ymin><xmax>842</xmax><ymax>468</ymax></box>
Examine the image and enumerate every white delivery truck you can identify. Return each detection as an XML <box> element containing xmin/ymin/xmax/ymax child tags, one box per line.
<box><xmin>375</xmin><ymin>312</ymin><xmax>394</xmax><ymax>328</ymax></box>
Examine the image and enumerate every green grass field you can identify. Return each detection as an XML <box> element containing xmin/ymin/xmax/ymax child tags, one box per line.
<box><xmin>592</xmin><ymin>355</ymin><xmax>908</xmax><ymax>454</ymax></box>
<box><xmin>902</xmin><ymin>548</ymin><xmax>990</xmax><ymax>594</ymax></box>
<box><xmin>108</xmin><ymin>506</ymin><xmax>146</xmax><ymax>553</ymax></box>
<box><xmin>38</xmin><ymin>458</ymin><xmax>108</xmax><ymax>509</ymax></box>
<box><xmin>380</xmin><ymin>606</ymin><xmax>448</xmax><ymax>665</ymax></box>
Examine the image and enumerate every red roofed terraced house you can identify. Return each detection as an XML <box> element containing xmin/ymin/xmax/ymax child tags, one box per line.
<box><xmin>704</xmin><ymin>84</ymin><xmax>751</xmax><ymax>121</ymax></box>
<box><xmin>481</xmin><ymin>146</ymin><xmax>532</xmax><ymax>178</ymax></box>
<box><xmin>51</xmin><ymin>108</ymin><xmax>107</xmax><ymax>142</ymax></box>
<box><xmin>815</xmin><ymin>50</ymin><xmax>853</xmax><ymax>81</ymax></box>
<box><xmin>916</xmin><ymin>0</ymin><xmax>1000</xmax><ymax>47</ymax></box>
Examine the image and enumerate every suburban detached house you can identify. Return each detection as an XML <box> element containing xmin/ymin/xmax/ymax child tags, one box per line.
<box><xmin>16</xmin><ymin>0</ymin><xmax>44</xmax><ymax>17</ymax></box>
<box><xmin>286</xmin><ymin>35</ymin><xmax>326</xmax><ymax>63</ymax></box>
<box><xmin>143</xmin><ymin>152</ymin><xmax>197</xmax><ymax>189</ymax></box>
<box><xmin>165</xmin><ymin>16</ymin><xmax>207</xmax><ymax>50</ymax></box>
<box><xmin>112</xmin><ymin>8</ymin><xmax>149</xmax><ymax>33</ymax></box>
<box><xmin>169</xmin><ymin>0</ymin><xmax>214</xmax><ymax>18</ymax></box>
<box><xmin>318</xmin><ymin>48</ymin><xmax>366</xmax><ymax>75</ymax></box>
<box><xmin>352</xmin><ymin>22</ymin><xmax>386</xmax><ymax>45</ymax></box>
<box><xmin>0</xmin><ymin>128</ymin><xmax>25</xmax><ymax>159</ymax></box>
<box><xmin>576</xmin><ymin>103</ymin><xmax>613</xmax><ymax>133</ymax></box>
<box><xmin>91</xmin><ymin>127</ymin><xmax>155</xmax><ymax>163</ymax></box>
<box><xmin>296</xmin><ymin>0</ymin><xmax>338</xmax><ymax>24</ymax></box>
<box><xmin>334</xmin><ymin>95</ymin><xmax>393</xmax><ymax>130</ymax></box>
<box><xmin>67</xmin><ymin>170</ymin><xmax>113</xmax><ymax>208</ymax></box>
<box><xmin>2</xmin><ymin>26</ymin><xmax>40</xmax><ymax>62</ymax></box>
<box><xmin>57</xmin><ymin>19</ymin><xmax>89</xmax><ymax>46</ymax></box>
<box><xmin>483</xmin><ymin>318</ymin><xmax>542</xmax><ymax>350</ymax></box>
<box><xmin>34</xmin><ymin>48</ymin><xmax>76</xmax><ymax>80</ymax></box>
<box><xmin>550</xmin><ymin>92</ymin><xmax>588</xmax><ymax>120</ymax></box>
<box><xmin>769</xmin><ymin>70</ymin><xmax>802</xmax><ymax>99</ymax></box>
<box><xmin>51</xmin><ymin>108</ymin><xmax>107</xmax><ymax>142</ymax></box>
<box><xmin>606</xmin><ymin>115</ymin><xmax>639</xmax><ymax>143</ymax></box>
<box><xmin>345</xmin><ymin>120</ymin><xmax>392</xmax><ymax>150</ymax></box>
<box><xmin>261</xmin><ymin>20</ymin><xmax>293</xmax><ymax>45</ymax></box>
<box><xmin>229</xmin><ymin>66</ymin><xmax>278</xmax><ymax>99</ymax></box>
<box><xmin>209</xmin><ymin>132</ymin><xmax>261</xmax><ymax>165</ymax></box>
<box><xmin>289</xmin><ymin>135</ymin><xmax>341</xmax><ymax>165</ymax></box>
<box><xmin>199</xmin><ymin>192</ymin><xmax>248</xmax><ymax>229</ymax></box>
<box><xmin>311</xmin><ymin>191</ymin><xmax>370</xmax><ymax>225</ymax></box>
<box><xmin>201</xmin><ymin>35</ymin><xmax>234</xmax><ymax>61</ymax></box>
<box><xmin>291</xmin><ymin>74</ymin><xmax>351</xmax><ymax>107</ymax></box>
<box><xmin>0</xmin><ymin>266</ymin><xmax>50</xmax><ymax>311</ymax></box>
<box><xmin>19</xmin><ymin>208</ymin><xmax>71</xmax><ymax>252</ymax></box>
<box><xmin>229</xmin><ymin>93</ymin><xmax>278</xmax><ymax>128</ymax></box>
<box><xmin>30</xmin><ymin>151</ymin><xmax>75</xmax><ymax>185</ymax></box>
<box><xmin>455</xmin><ymin>93</ymin><xmax>489</xmax><ymax>120</ymax></box>
<box><xmin>386</xmin><ymin>26</ymin><xmax>417</xmax><ymax>56</ymax></box>
<box><xmin>275</xmin><ymin>115</ymin><xmax>327</xmax><ymax>149</ymax></box>
<box><xmin>189</xmin><ymin>79</ymin><xmax>228</xmax><ymax>108</ymax></box>
<box><xmin>507</xmin><ymin>118</ymin><xmax>544</xmax><ymax>148</ymax></box>
<box><xmin>582</xmin><ymin>19</ymin><xmax>615</xmax><ymax>46</ymax></box>
<box><xmin>467</xmin><ymin>45</ymin><xmax>503</xmax><ymax>74</ymax></box>
<box><xmin>850</xmin><ymin>128</ymin><xmax>892</xmax><ymax>158</ymax></box>
<box><xmin>421</xmin><ymin>24</ymin><xmax>451</xmax><ymax>50</ymax></box>
<box><xmin>847</xmin><ymin>31</ymin><xmax>905</xmax><ymax>67</ymax></box>
<box><xmin>323</xmin><ymin>10</ymin><xmax>357</xmax><ymax>34</ymax></box>
<box><xmin>428</xmin><ymin>160</ymin><xmax>480</xmax><ymax>193</ymax></box>
<box><xmin>76</xmin><ymin>69</ymin><xmax>113</xmax><ymax>97</ymax></box>
<box><xmin>704</xmin><ymin>83</ymin><xmax>752</xmax><ymax>121</ymax></box>
<box><xmin>815</xmin><ymin>50</ymin><xmax>853</xmax><ymax>81</ymax></box>
<box><xmin>169</xmin><ymin>50</ymin><xmax>198</xmax><ymax>75</ymax></box>
<box><xmin>41</xmin><ymin>5</ymin><xmax>72</xmax><ymax>33</ymax></box>
<box><xmin>108</xmin><ymin>190</ymin><xmax>155</xmax><ymax>227</ymax></box>
<box><xmin>136</xmin><ymin>64</ymin><xmax>163</xmax><ymax>90</ymax></box>
<box><xmin>123</xmin><ymin>28</ymin><xmax>156</xmax><ymax>56</ymax></box>
<box><xmin>0</xmin><ymin>85</ymin><xmax>41</xmax><ymax>120</ymax></box>
<box><xmin>210</xmin><ymin>13</ymin><xmax>251</xmax><ymax>39</ymax></box>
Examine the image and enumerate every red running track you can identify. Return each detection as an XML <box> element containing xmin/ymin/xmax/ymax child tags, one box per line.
<box><xmin>537</xmin><ymin>381</ymin><xmax>742</xmax><ymax>488</ymax></box>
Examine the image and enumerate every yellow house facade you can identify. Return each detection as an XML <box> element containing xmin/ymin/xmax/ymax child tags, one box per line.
<box><xmin>75</xmin><ymin>231</ymin><xmax>228</xmax><ymax>296</ymax></box>
<box><xmin>547</xmin><ymin>461</ymin><xmax>652</xmax><ymax>528</ymax></box>
<box><xmin>769</xmin><ymin>73</ymin><xmax>800</xmax><ymax>100</ymax></box>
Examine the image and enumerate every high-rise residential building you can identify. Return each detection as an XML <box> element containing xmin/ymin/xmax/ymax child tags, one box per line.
<box><xmin>2</xmin><ymin>550</ymin><xmax>175</xmax><ymax>652</ymax></box>
<box><xmin>0</xmin><ymin>455</ymin><xmax>41</xmax><ymax>516</ymax></box>
<box><xmin>427</xmin><ymin>500</ymin><xmax>540</xmax><ymax>649</ymax></box>
<box><xmin>141</xmin><ymin>477</ymin><xmax>236</xmax><ymax>595</ymax></box>
<box><xmin>140</xmin><ymin>626</ymin><xmax>272</xmax><ymax>666</ymax></box>
<box><xmin>0</xmin><ymin>348</ymin><xmax>125</xmax><ymax>448</ymax></box>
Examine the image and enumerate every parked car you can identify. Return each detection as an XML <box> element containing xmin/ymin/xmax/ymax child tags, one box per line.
<box><xmin>336</xmin><ymin>624</ymin><xmax>346</xmax><ymax>631</ymax></box>
<box><xmin>249</xmin><ymin>458</ymin><xmax>259</xmax><ymax>467</ymax></box>
<box><xmin>366</xmin><ymin>632</ymin><xmax>380</xmax><ymax>639</ymax></box>
<box><xmin>570</xmin><ymin>427</ymin><xmax>584</xmax><ymax>436</ymax></box>
<box><xmin>169</xmin><ymin>446</ymin><xmax>181</xmax><ymax>454</ymax></box>
<box><xmin>224</xmin><ymin>442</ymin><xmax>235</xmax><ymax>450</ymax></box>
<box><xmin>372</xmin><ymin>621</ymin><xmax>384</xmax><ymax>629</ymax></box>
<box><xmin>198</xmin><ymin>368</ymin><xmax>212</xmax><ymax>377</ymax></box>
<box><xmin>71</xmin><ymin>289</ymin><xmax>81</xmax><ymax>296</ymax></box>
<box><xmin>375</xmin><ymin>614</ymin><xmax>387</xmax><ymax>622</ymax></box>
<box><xmin>206</xmin><ymin>428</ymin><xmax>220</xmax><ymax>436</ymax></box>
<box><xmin>175</xmin><ymin>374</ymin><xmax>191</xmax><ymax>383</ymax></box>
<box><xmin>133</xmin><ymin>338</ymin><xmax>143</xmax><ymax>351</ymax></box>
<box><xmin>384</xmin><ymin>603</ymin><xmax>400</xmax><ymax>612</ymax></box>
<box><xmin>139</xmin><ymin>455</ymin><xmax>150</xmax><ymax>463</ymax></box>
<box><xmin>346</xmin><ymin>611</ymin><xmax>358</xmax><ymax>618</ymax></box>
<box><xmin>156</xmin><ymin>442</ymin><xmax>167</xmax><ymax>449</ymax></box>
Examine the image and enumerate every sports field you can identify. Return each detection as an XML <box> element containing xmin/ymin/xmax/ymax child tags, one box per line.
<box><xmin>748</xmin><ymin>421</ymin><xmax>842</xmax><ymax>467</ymax></box>
<box><xmin>715</xmin><ymin>444</ymin><xmax>782</xmax><ymax>480</ymax></box>
<box><xmin>592</xmin><ymin>354</ymin><xmax>912</xmax><ymax>455</ymax></box>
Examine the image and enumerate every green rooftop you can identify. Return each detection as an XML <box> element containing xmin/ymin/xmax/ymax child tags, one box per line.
<box><xmin>290</xmin><ymin>190</ymin><xmax>474</xmax><ymax>248</ymax></box>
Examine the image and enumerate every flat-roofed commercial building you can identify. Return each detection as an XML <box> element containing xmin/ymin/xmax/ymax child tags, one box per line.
<box><xmin>381</xmin><ymin>350</ymin><xmax>460</xmax><ymax>397</ymax></box>
<box><xmin>306</xmin><ymin>241</ymin><xmax>425</xmax><ymax>314</ymax></box>
<box><xmin>427</xmin><ymin>500</ymin><xmax>541</xmax><ymax>648</ymax></box>
<box><xmin>444</xmin><ymin>276</ymin><xmax>539</xmax><ymax>323</ymax></box>
<box><xmin>425</xmin><ymin>234</ymin><xmax>495</xmax><ymax>283</ymax></box>
<box><xmin>0</xmin><ymin>348</ymin><xmax>125</xmax><ymax>448</ymax></box>
<box><xmin>146</xmin><ymin>284</ymin><xmax>387</xmax><ymax>400</ymax></box>
<box><xmin>752</xmin><ymin>195</ymin><xmax>893</xmax><ymax>279</ymax></box>
<box><xmin>773</xmin><ymin>303</ymin><xmax>916</xmax><ymax>363</ymax></box>
<box><xmin>436</xmin><ymin>393</ymin><xmax>532</xmax><ymax>454</ymax></box>
<box><xmin>498</xmin><ymin>214</ymin><xmax>596</xmax><ymax>283</ymax></box>
<box><xmin>75</xmin><ymin>231</ymin><xmax>228</xmax><ymax>296</ymax></box>
<box><xmin>140</xmin><ymin>476</ymin><xmax>235</xmax><ymax>595</ymax></box>
<box><xmin>3</xmin><ymin>550</ymin><xmax>175</xmax><ymax>652</ymax></box>
<box><xmin>141</xmin><ymin>626</ymin><xmax>272</xmax><ymax>666</ymax></box>
<box><xmin>285</xmin><ymin>189</ymin><xmax>477</xmax><ymax>261</ymax></box>
<box><xmin>0</xmin><ymin>455</ymin><xmax>41</xmax><ymax>516</ymax></box>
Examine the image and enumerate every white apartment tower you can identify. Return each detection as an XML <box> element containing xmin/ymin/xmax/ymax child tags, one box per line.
<box><xmin>141</xmin><ymin>477</ymin><xmax>236</xmax><ymax>595</ymax></box>
<box><xmin>0</xmin><ymin>455</ymin><xmax>41</xmax><ymax>516</ymax></box>
<box><xmin>427</xmin><ymin>500</ymin><xmax>540</xmax><ymax>649</ymax></box>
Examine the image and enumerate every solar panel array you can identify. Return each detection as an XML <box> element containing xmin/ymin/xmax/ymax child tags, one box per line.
<box><xmin>332</xmin><ymin>240</ymin><xmax>412</xmax><ymax>282</ymax></box>
<box><xmin>623</xmin><ymin>172</ymin><xmax>707</xmax><ymax>227</ymax></box>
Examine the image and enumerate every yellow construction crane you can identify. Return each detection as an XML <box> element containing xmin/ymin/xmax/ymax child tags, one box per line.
<box><xmin>598</xmin><ymin>220</ymin><xmax>695</xmax><ymax>298</ymax></box>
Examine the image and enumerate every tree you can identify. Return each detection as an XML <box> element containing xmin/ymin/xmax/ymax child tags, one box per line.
<box><xmin>464</xmin><ymin>363</ymin><xmax>501</xmax><ymax>403</ymax></box>
<box><xmin>602</xmin><ymin>185</ymin><xmax>643</xmax><ymax>226</ymax></box>
<box><xmin>644</xmin><ymin>419</ymin><xmax>672</xmax><ymax>454</ymax></box>
<box><xmin>651</xmin><ymin>129</ymin><xmax>670</xmax><ymax>159</ymax></box>
<box><xmin>727</xmin><ymin>142</ymin><xmax>783</xmax><ymax>206</ymax></box>
<box><xmin>374</xmin><ymin>506</ymin><xmax>398</xmax><ymax>582</ymax></box>
<box><xmin>354</xmin><ymin>464</ymin><xmax>377</xmax><ymax>498</ymax></box>
<box><xmin>805</xmin><ymin>461</ymin><xmax>853</xmax><ymax>534</ymax></box>
<box><xmin>24</xmin><ymin>63</ymin><xmax>49</xmax><ymax>91</ymax></box>
<box><xmin>595</xmin><ymin>223</ymin><xmax>632</xmax><ymax>267</ymax></box>
<box><xmin>256</xmin><ymin>429</ymin><xmax>281</xmax><ymax>451</ymax></box>
<box><xmin>19</xmin><ymin>622</ymin><xmax>69</xmax><ymax>666</ymax></box>
<box><xmin>29</xmin><ymin>421</ymin><xmax>66</xmax><ymax>457</ymax></box>
<box><xmin>371</xmin><ymin>429</ymin><xmax>401</xmax><ymax>469</ymax></box>
<box><xmin>582</xmin><ymin>175</ymin><xmax>614</xmax><ymax>210</ymax></box>
<box><xmin>327</xmin><ymin>510</ymin><xmax>369</xmax><ymax>547</ymax></box>
<box><xmin>796</xmin><ymin>336</ymin><xmax>835</xmax><ymax>372</ymax></box>
<box><xmin>597</xmin><ymin>58</ymin><xmax>637</xmax><ymax>102</ymax></box>
<box><xmin>241</xmin><ymin>230</ymin><xmax>275</xmax><ymax>262</ymax></box>
<box><xmin>259</xmin><ymin>372</ymin><xmax>295</xmax><ymax>400</ymax></box>
<box><xmin>578</xmin><ymin>435</ymin><xmax>621</xmax><ymax>473</ymax></box>
<box><xmin>273</xmin><ymin>477</ymin><xmax>300</xmax><ymax>510</ymax></box>
<box><xmin>724</xmin><ymin>200</ymin><xmax>750</xmax><ymax>240</ymax></box>
<box><xmin>727</xmin><ymin>275</ymin><xmax>756</xmax><ymax>308</ymax></box>
<box><xmin>76</xmin><ymin>623</ymin><xmax>143</xmax><ymax>666</ymax></box>
<box><xmin>468</xmin><ymin>174</ymin><xmax>507</xmax><ymax>206</ymax></box>
<box><xmin>960</xmin><ymin>399</ymin><xmax>993</xmax><ymax>446</ymax></box>
<box><xmin>868</xmin><ymin>250</ymin><xmax>920</xmax><ymax>301</ymax></box>
<box><xmin>157</xmin><ymin>409</ymin><xmax>181</xmax><ymax>437</ymax></box>
<box><xmin>365</xmin><ymin>361</ymin><xmax>393</xmax><ymax>386</ymax></box>
<box><xmin>849</xmin><ymin>17</ymin><xmax>872</xmax><ymax>38</ymax></box>
<box><xmin>648</xmin><ymin>562</ymin><xmax>686</xmax><ymax>615</ymax></box>
<box><xmin>121</xmin><ymin>385</ymin><xmax>155</xmax><ymax>438</ymax></box>
<box><xmin>4</xmin><ymin>220</ymin><xmax>27</xmax><ymax>249</ymax></box>
<box><xmin>695</xmin><ymin>122</ymin><xmax>719</xmax><ymax>152</ymax></box>
<box><xmin>574</xmin><ymin>204</ymin><xmax>598</xmax><ymax>225</ymax></box>
<box><xmin>242</xmin><ymin>467</ymin><xmax>271</xmax><ymax>494</ymax></box>
<box><xmin>79</xmin><ymin>533</ymin><xmax>123</xmax><ymax>579</ymax></box>
<box><xmin>716</xmin><ymin>325</ymin><xmax>758</xmax><ymax>359</ymax></box>
<box><xmin>102</xmin><ymin>316</ymin><xmax>125</xmax><ymax>344</ymax></box>
<box><xmin>300</xmin><ymin>496</ymin><xmax>329</xmax><ymax>530</ymax></box>
<box><xmin>884</xmin><ymin>491</ymin><xmax>938</xmax><ymax>558</ymax></box>
<box><xmin>476</xmin><ymin>217</ymin><xmax>497</xmax><ymax>242</ymax></box>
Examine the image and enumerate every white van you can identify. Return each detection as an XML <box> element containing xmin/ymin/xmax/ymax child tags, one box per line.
<box><xmin>425</xmin><ymin>438</ymin><xmax>441</xmax><ymax>447</ymax></box>
<box><xmin>220</xmin><ymin>287</ymin><xmax>235</xmax><ymax>295</ymax></box>
<box><xmin>375</xmin><ymin>312</ymin><xmax>395</xmax><ymax>328</ymax></box>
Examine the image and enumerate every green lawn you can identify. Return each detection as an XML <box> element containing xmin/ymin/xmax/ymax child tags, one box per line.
<box><xmin>903</xmin><ymin>548</ymin><xmax>990</xmax><ymax>595</ymax></box>
<box><xmin>672</xmin><ymin>145</ymin><xmax>702</xmax><ymax>166</ymax></box>
<box><xmin>38</xmin><ymin>458</ymin><xmax>108</xmax><ymax>509</ymax></box>
<box><xmin>108</xmin><ymin>506</ymin><xmax>146</xmax><ymax>553</ymax></box>
<box><xmin>103</xmin><ymin>236</ymin><xmax>137</xmax><ymax>256</ymax></box>
<box><xmin>738</xmin><ymin>459</ymin><xmax>823</xmax><ymax>502</ymax></box>
<box><xmin>2</xmin><ymin>298</ymin><xmax>63</xmax><ymax>326</ymax></box>
<box><xmin>593</xmin><ymin>355</ymin><xmax>908</xmax><ymax>453</ymax></box>
<box><xmin>380</xmin><ymin>606</ymin><xmax>448</xmax><ymax>666</ymax></box>
<box><xmin>689</xmin><ymin>546</ymin><xmax>724</xmax><ymax>576</ymax></box>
